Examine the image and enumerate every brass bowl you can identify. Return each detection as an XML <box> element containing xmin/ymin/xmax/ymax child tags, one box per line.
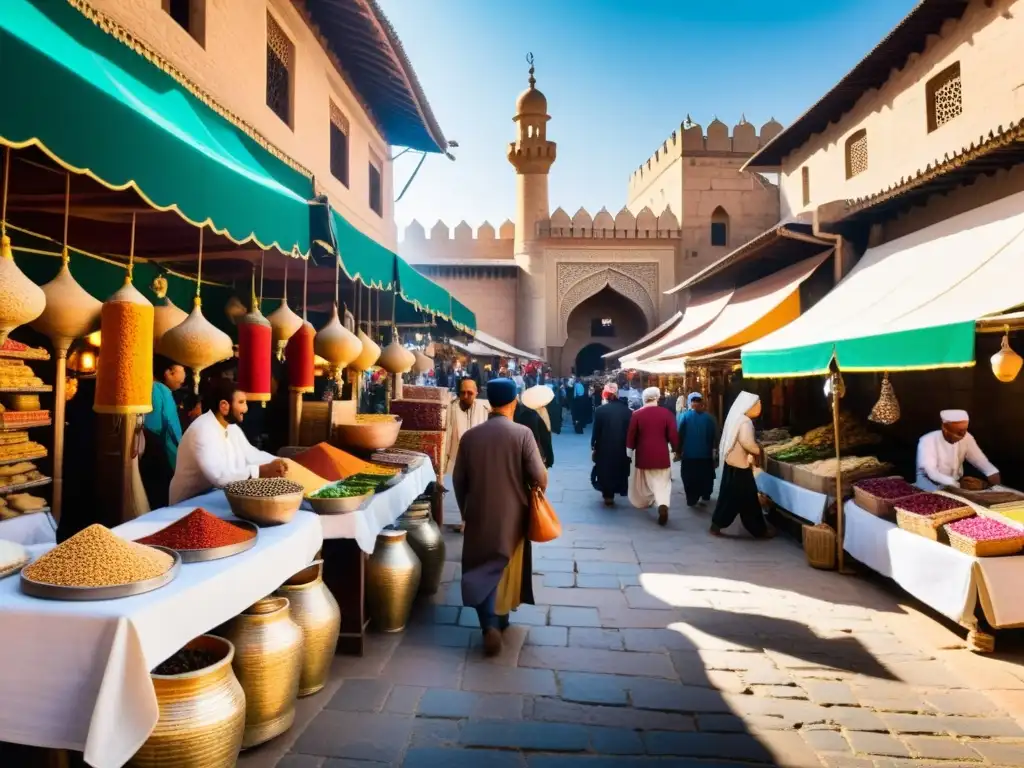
<box><xmin>305</xmin><ymin>486</ymin><xmax>373</xmax><ymax>515</ymax></box>
<box><xmin>332</xmin><ymin>416</ymin><xmax>402</xmax><ymax>452</ymax></box>
<box><xmin>225</xmin><ymin>491</ymin><xmax>304</xmax><ymax>526</ymax></box>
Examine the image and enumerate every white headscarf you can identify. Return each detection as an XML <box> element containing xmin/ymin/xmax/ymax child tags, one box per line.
<box><xmin>642</xmin><ymin>386</ymin><xmax>660</xmax><ymax>404</ymax></box>
<box><xmin>718</xmin><ymin>391</ymin><xmax>760</xmax><ymax>470</ymax></box>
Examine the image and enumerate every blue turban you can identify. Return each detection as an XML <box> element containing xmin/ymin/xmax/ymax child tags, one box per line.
<box><xmin>487</xmin><ymin>378</ymin><xmax>518</xmax><ymax>407</ymax></box>
<box><xmin>688</xmin><ymin>392</ymin><xmax>703</xmax><ymax>405</ymax></box>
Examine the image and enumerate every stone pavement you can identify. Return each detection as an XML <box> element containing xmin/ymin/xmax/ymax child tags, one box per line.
<box><xmin>241</xmin><ymin>425</ymin><xmax>1024</xmax><ymax>767</ymax></box>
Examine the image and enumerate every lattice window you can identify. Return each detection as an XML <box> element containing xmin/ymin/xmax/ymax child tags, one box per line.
<box><xmin>845</xmin><ymin>129</ymin><xmax>868</xmax><ymax>179</ymax></box>
<box><xmin>329</xmin><ymin>102</ymin><xmax>349</xmax><ymax>187</ymax></box>
<box><xmin>801</xmin><ymin>166</ymin><xmax>811</xmax><ymax>206</ymax></box>
<box><xmin>927</xmin><ymin>62</ymin><xmax>962</xmax><ymax>132</ymax></box>
<box><xmin>266</xmin><ymin>13</ymin><xmax>293</xmax><ymax>126</ymax></box>
<box><xmin>368</xmin><ymin>152</ymin><xmax>383</xmax><ymax>217</ymax></box>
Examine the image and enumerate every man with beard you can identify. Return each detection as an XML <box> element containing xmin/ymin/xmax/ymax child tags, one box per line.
<box><xmin>169</xmin><ymin>378</ymin><xmax>287</xmax><ymax>504</ymax></box>
<box><xmin>592</xmin><ymin>383</ymin><xmax>632</xmax><ymax>506</ymax></box>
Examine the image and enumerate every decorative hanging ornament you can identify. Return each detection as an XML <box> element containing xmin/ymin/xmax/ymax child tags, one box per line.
<box><xmin>351</xmin><ymin>328</ymin><xmax>380</xmax><ymax>372</ymax></box>
<box><xmin>31</xmin><ymin>177</ymin><xmax>100</xmax><ymax>352</ymax></box>
<box><xmin>991</xmin><ymin>331</ymin><xmax>1023</xmax><ymax>383</ymax></box>
<box><xmin>267</xmin><ymin>260</ymin><xmax>302</xmax><ymax>359</ymax></box>
<box><xmin>412</xmin><ymin>349</ymin><xmax>433</xmax><ymax>374</ymax></box>
<box><xmin>237</xmin><ymin>268</ymin><xmax>272</xmax><ymax>403</ymax></box>
<box><xmin>150</xmin><ymin>275</ymin><xmax>188</xmax><ymax>353</ymax></box>
<box><xmin>868</xmin><ymin>372</ymin><xmax>900</xmax><ymax>425</ymax></box>
<box><xmin>287</xmin><ymin>254</ymin><xmax>314</xmax><ymax>392</ymax></box>
<box><xmin>314</xmin><ymin>303</ymin><xmax>361</xmax><ymax>369</ymax></box>
<box><xmin>159</xmin><ymin>230</ymin><xmax>233</xmax><ymax>393</ymax></box>
<box><xmin>224</xmin><ymin>296</ymin><xmax>247</xmax><ymax>325</ymax></box>
<box><xmin>0</xmin><ymin>152</ymin><xmax>45</xmax><ymax>347</ymax></box>
<box><xmin>94</xmin><ymin>214</ymin><xmax>154</xmax><ymax>415</ymax></box>
<box><xmin>379</xmin><ymin>333</ymin><xmax>415</xmax><ymax>374</ymax></box>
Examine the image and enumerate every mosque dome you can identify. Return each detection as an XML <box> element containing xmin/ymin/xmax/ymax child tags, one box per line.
<box><xmin>516</xmin><ymin>85</ymin><xmax>548</xmax><ymax>117</ymax></box>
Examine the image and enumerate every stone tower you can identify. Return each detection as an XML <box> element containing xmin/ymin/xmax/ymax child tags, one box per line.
<box><xmin>507</xmin><ymin>54</ymin><xmax>556</xmax><ymax>356</ymax></box>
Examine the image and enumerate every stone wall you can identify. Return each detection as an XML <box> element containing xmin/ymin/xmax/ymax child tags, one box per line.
<box><xmin>777</xmin><ymin>0</ymin><xmax>1024</xmax><ymax>221</ymax></box>
<box><xmin>87</xmin><ymin>0</ymin><xmax>396</xmax><ymax>248</ymax></box>
<box><xmin>412</xmin><ymin>267</ymin><xmax>518</xmax><ymax>341</ymax></box>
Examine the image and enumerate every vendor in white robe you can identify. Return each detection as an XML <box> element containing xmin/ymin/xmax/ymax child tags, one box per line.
<box><xmin>443</xmin><ymin>378</ymin><xmax>490</xmax><ymax>529</ymax></box>
<box><xmin>169</xmin><ymin>378</ymin><xmax>287</xmax><ymax>505</ymax></box>
<box><xmin>916</xmin><ymin>409</ymin><xmax>1000</xmax><ymax>492</ymax></box>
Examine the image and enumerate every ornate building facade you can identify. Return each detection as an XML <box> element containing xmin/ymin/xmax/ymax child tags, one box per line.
<box><xmin>402</xmin><ymin>64</ymin><xmax>782</xmax><ymax>375</ymax></box>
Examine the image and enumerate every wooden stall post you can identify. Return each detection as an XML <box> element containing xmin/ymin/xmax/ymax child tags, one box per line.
<box><xmin>288</xmin><ymin>390</ymin><xmax>303</xmax><ymax>446</ymax></box>
<box><xmin>830</xmin><ymin>368</ymin><xmax>852</xmax><ymax>574</ymax></box>
<box><xmin>51</xmin><ymin>348</ymin><xmax>68</xmax><ymax>521</ymax></box>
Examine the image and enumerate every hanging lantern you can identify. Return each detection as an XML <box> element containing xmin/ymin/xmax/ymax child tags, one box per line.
<box><xmin>287</xmin><ymin>321</ymin><xmax>315</xmax><ymax>393</ymax></box>
<box><xmin>94</xmin><ymin>219</ymin><xmax>154</xmax><ymax>414</ymax></box>
<box><xmin>868</xmin><ymin>373</ymin><xmax>900</xmax><ymax>425</ymax></box>
<box><xmin>351</xmin><ymin>328</ymin><xmax>380</xmax><ymax>372</ymax></box>
<box><xmin>314</xmin><ymin>303</ymin><xmax>361</xmax><ymax>369</ymax></box>
<box><xmin>150</xmin><ymin>275</ymin><xmax>188</xmax><ymax>353</ymax></box>
<box><xmin>991</xmin><ymin>332</ymin><xmax>1023</xmax><ymax>383</ymax></box>
<box><xmin>267</xmin><ymin>259</ymin><xmax>302</xmax><ymax>360</ymax></box>
<box><xmin>412</xmin><ymin>349</ymin><xmax>433</xmax><ymax>374</ymax></box>
<box><xmin>237</xmin><ymin>282</ymin><xmax>272</xmax><ymax>405</ymax></box>
<box><xmin>379</xmin><ymin>335</ymin><xmax>414</xmax><ymax>374</ymax></box>
<box><xmin>0</xmin><ymin>234</ymin><xmax>45</xmax><ymax>349</ymax></box>
<box><xmin>32</xmin><ymin>249</ymin><xmax>100</xmax><ymax>352</ymax></box>
<box><xmin>160</xmin><ymin>231</ymin><xmax>233</xmax><ymax>393</ymax></box>
<box><xmin>224</xmin><ymin>296</ymin><xmax>247</xmax><ymax>325</ymax></box>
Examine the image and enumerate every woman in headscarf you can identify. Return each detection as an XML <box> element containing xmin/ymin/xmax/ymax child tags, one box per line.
<box><xmin>677</xmin><ymin>392</ymin><xmax>717</xmax><ymax>507</ymax></box>
<box><xmin>517</xmin><ymin>384</ymin><xmax>555</xmax><ymax>468</ymax></box>
<box><xmin>711</xmin><ymin>392</ymin><xmax>775</xmax><ymax>538</ymax></box>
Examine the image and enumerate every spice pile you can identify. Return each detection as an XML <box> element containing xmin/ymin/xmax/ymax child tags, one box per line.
<box><xmin>138</xmin><ymin>508</ymin><xmax>256</xmax><ymax>550</ymax></box>
<box><xmin>23</xmin><ymin>525</ymin><xmax>173</xmax><ymax>587</ymax></box>
<box><xmin>282</xmin><ymin>459</ymin><xmax>330</xmax><ymax>494</ymax></box>
<box><xmin>293</xmin><ymin>442</ymin><xmax>371</xmax><ymax>481</ymax></box>
<box><xmin>854</xmin><ymin>477</ymin><xmax>919</xmax><ymax>500</ymax></box>
<box><xmin>153</xmin><ymin>647</ymin><xmax>220</xmax><ymax>675</ymax></box>
<box><xmin>224</xmin><ymin>478</ymin><xmax>303</xmax><ymax>498</ymax></box>
<box><xmin>895</xmin><ymin>493</ymin><xmax>970</xmax><ymax>516</ymax></box>
<box><xmin>946</xmin><ymin>516</ymin><xmax>1022</xmax><ymax>542</ymax></box>
<box><xmin>801</xmin><ymin>455</ymin><xmax>889</xmax><ymax>478</ymax></box>
<box><xmin>309</xmin><ymin>482</ymin><xmax>373</xmax><ymax>500</ymax></box>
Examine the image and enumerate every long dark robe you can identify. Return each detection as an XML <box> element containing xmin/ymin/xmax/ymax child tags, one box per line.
<box><xmin>571</xmin><ymin>389</ymin><xmax>593</xmax><ymax>430</ymax></box>
<box><xmin>138</xmin><ymin>427</ymin><xmax>173</xmax><ymax>510</ymax></box>
<box><xmin>712</xmin><ymin>465</ymin><xmax>768</xmax><ymax>537</ymax></box>
<box><xmin>546</xmin><ymin>393</ymin><xmax>563</xmax><ymax>434</ymax></box>
<box><xmin>515</xmin><ymin>401</ymin><xmax>553</xmax><ymax>468</ymax></box>
<box><xmin>454</xmin><ymin>415</ymin><xmax>547</xmax><ymax>607</ymax></box>
<box><xmin>591</xmin><ymin>398</ymin><xmax>632</xmax><ymax>498</ymax></box>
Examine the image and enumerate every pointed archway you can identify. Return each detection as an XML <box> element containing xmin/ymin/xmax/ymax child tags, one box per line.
<box><xmin>561</xmin><ymin>286</ymin><xmax>649</xmax><ymax>376</ymax></box>
<box><xmin>574</xmin><ymin>343</ymin><xmax>612</xmax><ymax>377</ymax></box>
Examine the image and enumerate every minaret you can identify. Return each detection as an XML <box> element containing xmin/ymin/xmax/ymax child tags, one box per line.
<box><xmin>508</xmin><ymin>54</ymin><xmax>556</xmax><ymax>357</ymax></box>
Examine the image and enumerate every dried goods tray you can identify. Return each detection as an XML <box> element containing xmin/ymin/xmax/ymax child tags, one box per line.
<box><xmin>0</xmin><ymin>420</ymin><xmax>51</xmax><ymax>432</ymax></box>
<box><xmin>0</xmin><ymin>348</ymin><xmax>50</xmax><ymax>361</ymax></box>
<box><xmin>0</xmin><ymin>386</ymin><xmax>52</xmax><ymax>394</ymax></box>
<box><xmin>20</xmin><ymin>546</ymin><xmax>181</xmax><ymax>601</ymax></box>
<box><xmin>156</xmin><ymin>519</ymin><xmax>259</xmax><ymax>563</ymax></box>
<box><xmin>0</xmin><ymin>451</ymin><xmax>47</xmax><ymax>467</ymax></box>
<box><xmin>0</xmin><ymin>507</ymin><xmax>51</xmax><ymax>521</ymax></box>
<box><xmin>0</xmin><ymin>476</ymin><xmax>52</xmax><ymax>495</ymax></box>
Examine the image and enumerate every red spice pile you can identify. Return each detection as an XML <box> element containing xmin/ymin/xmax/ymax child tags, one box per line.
<box><xmin>138</xmin><ymin>508</ymin><xmax>255</xmax><ymax>550</ymax></box>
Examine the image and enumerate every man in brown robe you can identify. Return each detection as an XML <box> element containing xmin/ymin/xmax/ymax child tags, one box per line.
<box><xmin>454</xmin><ymin>378</ymin><xmax>547</xmax><ymax>656</ymax></box>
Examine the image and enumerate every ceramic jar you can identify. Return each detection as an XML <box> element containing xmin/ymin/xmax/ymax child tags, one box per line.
<box><xmin>218</xmin><ymin>596</ymin><xmax>303</xmax><ymax>748</ymax></box>
<box><xmin>130</xmin><ymin>635</ymin><xmax>245</xmax><ymax>768</ymax></box>
<box><xmin>274</xmin><ymin>560</ymin><xmax>341</xmax><ymax>697</ymax></box>
<box><xmin>397</xmin><ymin>507</ymin><xmax>445</xmax><ymax>596</ymax></box>
<box><xmin>366</xmin><ymin>529</ymin><xmax>421</xmax><ymax>632</ymax></box>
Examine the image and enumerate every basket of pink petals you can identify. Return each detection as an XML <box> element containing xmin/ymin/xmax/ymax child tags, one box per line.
<box><xmin>894</xmin><ymin>493</ymin><xmax>973</xmax><ymax>540</ymax></box>
<box><xmin>944</xmin><ymin>516</ymin><xmax>1024</xmax><ymax>557</ymax></box>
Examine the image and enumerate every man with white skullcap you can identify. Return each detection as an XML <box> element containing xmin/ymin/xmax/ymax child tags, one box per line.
<box><xmin>626</xmin><ymin>386</ymin><xmax>679</xmax><ymax>526</ymax></box>
<box><xmin>916</xmin><ymin>409</ymin><xmax>1000</xmax><ymax>491</ymax></box>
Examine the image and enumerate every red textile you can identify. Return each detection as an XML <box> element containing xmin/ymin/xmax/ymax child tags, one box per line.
<box><xmin>626</xmin><ymin>405</ymin><xmax>679</xmax><ymax>470</ymax></box>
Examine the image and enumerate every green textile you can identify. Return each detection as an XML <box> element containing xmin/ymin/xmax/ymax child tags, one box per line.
<box><xmin>396</xmin><ymin>258</ymin><xmax>451</xmax><ymax>320</ymax></box>
<box><xmin>740</xmin><ymin>322</ymin><xmax>977</xmax><ymax>378</ymax></box>
<box><xmin>329</xmin><ymin>208</ymin><xmax>395</xmax><ymax>290</ymax></box>
<box><xmin>1</xmin><ymin>0</ymin><xmax>312</xmax><ymax>254</ymax></box>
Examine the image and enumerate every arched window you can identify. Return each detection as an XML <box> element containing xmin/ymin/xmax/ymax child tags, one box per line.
<box><xmin>710</xmin><ymin>206</ymin><xmax>729</xmax><ymax>247</ymax></box>
<box><xmin>845</xmin><ymin>129</ymin><xmax>868</xmax><ymax>179</ymax></box>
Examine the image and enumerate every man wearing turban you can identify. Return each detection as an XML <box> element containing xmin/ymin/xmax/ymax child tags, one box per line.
<box><xmin>917</xmin><ymin>409</ymin><xmax>1000</xmax><ymax>491</ymax></box>
<box><xmin>626</xmin><ymin>387</ymin><xmax>679</xmax><ymax>526</ymax></box>
<box><xmin>454</xmin><ymin>378</ymin><xmax>548</xmax><ymax>657</ymax></box>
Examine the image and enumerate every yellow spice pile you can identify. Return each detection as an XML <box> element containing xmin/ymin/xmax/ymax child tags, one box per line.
<box><xmin>23</xmin><ymin>524</ymin><xmax>173</xmax><ymax>587</ymax></box>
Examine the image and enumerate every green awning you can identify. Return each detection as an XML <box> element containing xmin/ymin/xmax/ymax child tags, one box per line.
<box><xmin>396</xmin><ymin>257</ymin><xmax>452</xmax><ymax>321</ymax></box>
<box><xmin>1</xmin><ymin>0</ymin><xmax>313</xmax><ymax>255</ymax></box>
<box><xmin>450</xmin><ymin>298</ymin><xmax>476</xmax><ymax>334</ymax></box>
<box><xmin>741</xmin><ymin>189</ymin><xmax>1024</xmax><ymax>378</ymax></box>
<box><xmin>329</xmin><ymin>207</ymin><xmax>396</xmax><ymax>290</ymax></box>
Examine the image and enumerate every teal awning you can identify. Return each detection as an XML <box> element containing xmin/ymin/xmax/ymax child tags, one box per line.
<box><xmin>741</xmin><ymin>190</ymin><xmax>1024</xmax><ymax>377</ymax></box>
<box><xmin>396</xmin><ymin>257</ymin><xmax>452</xmax><ymax>322</ymax></box>
<box><xmin>450</xmin><ymin>298</ymin><xmax>476</xmax><ymax>334</ymax></box>
<box><xmin>0</xmin><ymin>0</ymin><xmax>313</xmax><ymax>254</ymax></box>
<box><xmin>329</xmin><ymin>207</ymin><xmax>396</xmax><ymax>290</ymax></box>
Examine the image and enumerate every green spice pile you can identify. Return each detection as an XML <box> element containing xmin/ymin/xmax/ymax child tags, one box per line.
<box><xmin>23</xmin><ymin>524</ymin><xmax>173</xmax><ymax>587</ymax></box>
<box><xmin>224</xmin><ymin>478</ymin><xmax>303</xmax><ymax>498</ymax></box>
<box><xmin>310</xmin><ymin>482</ymin><xmax>371</xmax><ymax>500</ymax></box>
<box><xmin>153</xmin><ymin>647</ymin><xmax>220</xmax><ymax>675</ymax></box>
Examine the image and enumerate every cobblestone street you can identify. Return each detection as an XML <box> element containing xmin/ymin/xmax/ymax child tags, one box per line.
<box><xmin>242</xmin><ymin>427</ymin><xmax>1024</xmax><ymax>767</ymax></box>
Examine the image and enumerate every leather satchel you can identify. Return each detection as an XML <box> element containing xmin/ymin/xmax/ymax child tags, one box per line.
<box><xmin>528</xmin><ymin>486</ymin><xmax>562</xmax><ymax>543</ymax></box>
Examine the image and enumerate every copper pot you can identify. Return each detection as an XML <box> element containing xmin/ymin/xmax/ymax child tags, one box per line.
<box><xmin>130</xmin><ymin>635</ymin><xmax>245</xmax><ymax>767</ymax></box>
<box><xmin>366</xmin><ymin>530</ymin><xmax>421</xmax><ymax>632</ymax></box>
<box><xmin>274</xmin><ymin>561</ymin><xmax>341</xmax><ymax>697</ymax></box>
<box><xmin>218</xmin><ymin>597</ymin><xmax>303</xmax><ymax>748</ymax></box>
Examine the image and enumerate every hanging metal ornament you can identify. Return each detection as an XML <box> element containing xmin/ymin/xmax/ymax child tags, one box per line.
<box><xmin>868</xmin><ymin>372</ymin><xmax>900</xmax><ymax>425</ymax></box>
<box><xmin>991</xmin><ymin>329</ymin><xmax>1023</xmax><ymax>383</ymax></box>
<box><xmin>151</xmin><ymin>275</ymin><xmax>188</xmax><ymax>353</ymax></box>
<box><xmin>94</xmin><ymin>213</ymin><xmax>154</xmax><ymax>415</ymax></box>
<box><xmin>0</xmin><ymin>148</ymin><xmax>46</xmax><ymax>346</ymax></box>
<box><xmin>315</xmin><ymin>243</ymin><xmax>360</xmax><ymax>369</ymax></box>
<box><xmin>159</xmin><ymin>229</ymin><xmax>233</xmax><ymax>393</ymax></box>
<box><xmin>237</xmin><ymin>258</ymin><xmax>272</xmax><ymax>404</ymax></box>
<box><xmin>352</xmin><ymin>282</ymin><xmax>380</xmax><ymax>371</ymax></box>
<box><xmin>224</xmin><ymin>295</ymin><xmax>247</xmax><ymax>325</ymax></box>
<box><xmin>267</xmin><ymin>257</ymin><xmax>302</xmax><ymax>360</ymax></box>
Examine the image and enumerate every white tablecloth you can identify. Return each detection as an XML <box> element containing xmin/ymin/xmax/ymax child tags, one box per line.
<box><xmin>0</xmin><ymin>510</ymin><xmax>56</xmax><ymax>545</ymax></box>
<box><xmin>317</xmin><ymin>461</ymin><xmax>436</xmax><ymax>552</ymax></box>
<box><xmin>844</xmin><ymin>500</ymin><xmax>977</xmax><ymax>623</ymax></box>
<box><xmin>755</xmin><ymin>471</ymin><xmax>827</xmax><ymax>524</ymax></box>
<box><xmin>0</xmin><ymin>494</ymin><xmax>322</xmax><ymax>768</ymax></box>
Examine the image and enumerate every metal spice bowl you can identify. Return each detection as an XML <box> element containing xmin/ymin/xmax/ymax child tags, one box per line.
<box><xmin>171</xmin><ymin>520</ymin><xmax>260</xmax><ymax>563</ymax></box>
<box><xmin>225</xmin><ymin>491</ymin><xmax>304</xmax><ymax>527</ymax></box>
<box><xmin>20</xmin><ymin>546</ymin><xmax>181</xmax><ymax>600</ymax></box>
<box><xmin>332</xmin><ymin>416</ymin><xmax>402</xmax><ymax>452</ymax></box>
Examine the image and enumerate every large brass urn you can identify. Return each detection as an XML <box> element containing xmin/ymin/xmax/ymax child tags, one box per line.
<box><xmin>366</xmin><ymin>529</ymin><xmax>421</xmax><ymax>632</ymax></box>
<box><xmin>274</xmin><ymin>560</ymin><xmax>341</xmax><ymax>697</ymax></box>
<box><xmin>397</xmin><ymin>501</ymin><xmax>446</xmax><ymax>596</ymax></box>
<box><xmin>130</xmin><ymin>635</ymin><xmax>245</xmax><ymax>768</ymax></box>
<box><xmin>218</xmin><ymin>597</ymin><xmax>303</xmax><ymax>749</ymax></box>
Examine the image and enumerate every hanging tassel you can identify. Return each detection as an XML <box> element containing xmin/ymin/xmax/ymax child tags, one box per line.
<box><xmin>869</xmin><ymin>372</ymin><xmax>900</xmax><ymax>425</ymax></box>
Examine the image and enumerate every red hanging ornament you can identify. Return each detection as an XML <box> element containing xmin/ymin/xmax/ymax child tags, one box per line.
<box><xmin>237</xmin><ymin>265</ymin><xmax>272</xmax><ymax>403</ymax></box>
<box><xmin>287</xmin><ymin>321</ymin><xmax>315</xmax><ymax>393</ymax></box>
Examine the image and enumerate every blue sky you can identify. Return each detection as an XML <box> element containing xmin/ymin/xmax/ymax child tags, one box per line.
<box><xmin>379</xmin><ymin>0</ymin><xmax>918</xmax><ymax>234</ymax></box>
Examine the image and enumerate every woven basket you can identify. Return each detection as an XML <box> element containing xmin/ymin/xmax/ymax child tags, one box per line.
<box><xmin>895</xmin><ymin>507</ymin><xmax>973</xmax><ymax>540</ymax></box>
<box><xmin>967</xmin><ymin>629</ymin><xmax>996</xmax><ymax>653</ymax></box>
<box><xmin>945</xmin><ymin>528</ymin><xmax>1024</xmax><ymax>558</ymax></box>
<box><xmin>803</xmin><ymin>523</ymin><xmax>837</xmax><ymax>570</ymax></box>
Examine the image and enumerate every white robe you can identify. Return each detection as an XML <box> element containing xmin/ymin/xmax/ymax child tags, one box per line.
<box><xmin>916</xmin><ymin>429</ymin><xmax>998</xmax><ymax>491</ymax></box>
<box><xmin>444</xmin><ymin>399</ymin><xmax>490</xmax><ymax>483</ymax></box>
<box><xmin>628</xmin><ymin>448</ymin><xmax>672</xmax><ymax>509</ymax></box>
